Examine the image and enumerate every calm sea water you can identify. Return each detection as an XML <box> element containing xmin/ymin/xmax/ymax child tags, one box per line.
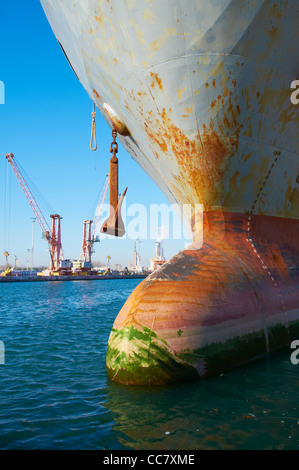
<box><xmin>0</xmin><ymin>279</ymin><xmax>298</xmax><ymax>450</ymax></box>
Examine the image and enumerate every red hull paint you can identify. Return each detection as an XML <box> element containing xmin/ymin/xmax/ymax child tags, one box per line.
<box><xmin>107</xmin><ymin>211</ymin><xmax>298</xmax><ymax>383</ymax></box>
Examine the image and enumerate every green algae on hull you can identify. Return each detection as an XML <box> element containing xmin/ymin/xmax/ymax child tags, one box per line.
<box><xmin>106</xmin><ymin>320</ymin><xmax>299</xmax><ymax>385</ymax></box>
<box><xmin>106</xmin><ymin>326</ymin><xmax>199</xmax><ymax>386</ymax></box>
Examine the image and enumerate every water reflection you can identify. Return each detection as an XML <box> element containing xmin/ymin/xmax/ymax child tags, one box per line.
<box><xmin>0</xmin><ymin>280</ymin><xmax>298</xmax><ymax>450</ymax></box>
<box><xmin>104</xmin><ymin>348</ymin><xmax>299</xmax><ymax>450</ymax></box>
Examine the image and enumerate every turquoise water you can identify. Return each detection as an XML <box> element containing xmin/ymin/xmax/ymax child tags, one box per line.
<box><xmin>0</xmin><ymin>279</ymin><xmax>298</xmax><ymax>450</ymax></box>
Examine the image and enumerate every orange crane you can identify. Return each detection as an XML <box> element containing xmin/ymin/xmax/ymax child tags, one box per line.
<box><xmin>5</xmin><ymin>153</ymin><xmax>64</xmax><ymax>273</ymax></box>
<box><xmin>79</xmin><ymin>173</ymin><xmax>110</xmax><ymax>268</ymax></box>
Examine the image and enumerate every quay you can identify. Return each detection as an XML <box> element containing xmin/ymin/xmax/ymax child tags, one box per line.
<box><xmin>0</xmin><ymin>274</ymin><xmax>148</xmax><ymax>283</ymax></box>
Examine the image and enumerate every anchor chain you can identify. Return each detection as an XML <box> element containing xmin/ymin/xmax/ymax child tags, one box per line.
<box><xmin>110</xmin><ymin>126</ymin><xmax>118</xmax><ymax>157</ymax></box>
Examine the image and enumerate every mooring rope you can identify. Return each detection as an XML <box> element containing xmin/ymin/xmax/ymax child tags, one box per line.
<box><xmin>90</xmin><ymin>102</ymin><xmax>97</xmax><ymax>151</ymax></box>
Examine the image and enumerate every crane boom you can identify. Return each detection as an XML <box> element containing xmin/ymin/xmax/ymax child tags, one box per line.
<box><xmin>5</xmin><ymin>153</ymin><xmax>63</xmax><ymax>272</ymax></box>
<box><xmin>79</xmin><ymin>174</ymin><xmax>110</xmax><ymax>265</ymax></box>
<box><xmin>5</xmin><ymin>153</ymin><xmax>51</xmax><ymax>237</ymax></box>
<box><xmin>92</xmin><ymin>173</ymin><xmax>110</xmax><ymax>239</ymax></box>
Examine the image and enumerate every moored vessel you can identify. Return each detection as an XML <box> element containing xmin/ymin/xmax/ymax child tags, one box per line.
<box><xmin>40</xmin><ymin>0</ymin><xmax>299</xmax><ymax>384</ymax></box>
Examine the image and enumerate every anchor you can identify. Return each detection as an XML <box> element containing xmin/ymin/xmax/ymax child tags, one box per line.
<box><xmin>100</xmin><ymin>126</ymin><xmax>127</xmax><ymax>237</ymax></box>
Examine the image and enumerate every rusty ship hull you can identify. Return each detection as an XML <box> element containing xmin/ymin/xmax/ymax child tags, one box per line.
<box><xmin>40</xmin><ymin>0</ymin><xmax>299</xmax><ymax>384</ymax></box>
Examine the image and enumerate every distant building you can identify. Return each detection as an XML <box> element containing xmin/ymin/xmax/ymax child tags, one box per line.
<box><xmin>133</xmin><ymin>242</ymin><xmax>138</xmax><ymax>267</ymax></box>
<box><xmin>71</xmin><ymin>260</ymin><xmax>91</xmax><ymax>272</ymax></box>
<box><xmin>12</xmin><ymin>269</ymin><xmax>37</xmax><ymax>278</ymax></box>
<box><xmin>133</xmin><ymin>240</ymin><xmax>141</xmax><ymax>269</ymax></box>
<box><xmin>131</xmin><ymin>240</ymin><xmax>142</xmax><ymax>272</ymax></box>
<box><xmin>155</xmin><ymin>241</ymin><xmax>164</xmax><ymax>260</ymax></box>
<box><xmin>113</xmin><ymin>264</ymin><xmax>123</xmax><ymax>272</ymax></box>
<box><xmin>60</xmin><ymin>259</ymin><xmax>73</xmax><ymax>270</ymax></box>
<box><xmin>150</xmin><ymin>240</ymin><xmax>167</xmax><ymax>271</ymax></box>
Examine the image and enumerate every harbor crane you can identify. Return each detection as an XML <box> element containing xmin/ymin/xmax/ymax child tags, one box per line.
<box><xmin>79</xmin><ymin>173</ymin><xmax>110</xmax><ymax>266</ymax></box>
<box><xmin>5</xmin><ymin>153</ymin><xmax>65</xmax><ymax>273</ymax></box>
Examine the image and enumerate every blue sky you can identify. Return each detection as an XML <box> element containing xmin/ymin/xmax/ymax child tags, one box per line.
<box><xmin>0</xmin><ymin>1</ymin><xmax>189</xmax><ymax>269</ymax></box>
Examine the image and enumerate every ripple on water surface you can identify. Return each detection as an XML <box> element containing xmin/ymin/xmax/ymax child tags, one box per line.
<box><xmin>0</xmin><ymin>279</ymin><xmax>298</xmax><ymax>450</ymax></box>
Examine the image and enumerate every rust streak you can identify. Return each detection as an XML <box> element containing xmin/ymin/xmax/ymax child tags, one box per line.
<box><xmin>150</xmin><ymin>72</ymin><xmax>163</xmax><ymax>90</ymax></box>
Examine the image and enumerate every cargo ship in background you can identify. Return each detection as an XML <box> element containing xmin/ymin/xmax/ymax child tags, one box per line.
<box><xmin>40</xmin><ymin>0</ymin><xmax>299</xmax><ymax>385</ymax></box>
